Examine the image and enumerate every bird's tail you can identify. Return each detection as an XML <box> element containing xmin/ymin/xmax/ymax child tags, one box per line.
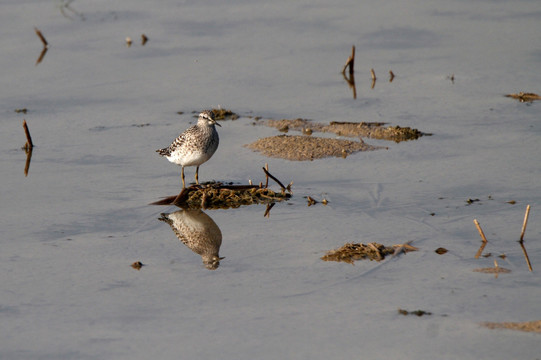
<box><xmin>156</xmin><ymin>147</ymin><xmax>170</xmax><ymax>156</ymax></box>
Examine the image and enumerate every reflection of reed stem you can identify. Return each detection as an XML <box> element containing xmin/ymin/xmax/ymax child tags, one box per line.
<box><xmin>35</xmin><ymin>47</ymin><xmax>48</xmax><ymax>65</ymax></box>
<box><xmin>519</xmin><ymin>240</ymin><xmax>533</xmax><ymax>272</ymax></box>
<box><xmin>474</xmin><ymin>241</ymin><xmax>487</xmax><ymax>259</ymax></box>
<box><xmin>24</xmin><ymin>149</ymin><xmax>33</xmax><ymax>177</ymax></box>
<box><xmin>264</xmin><ymin>203</ymin><xmax>275</xmax><ymax>218</ymax></box>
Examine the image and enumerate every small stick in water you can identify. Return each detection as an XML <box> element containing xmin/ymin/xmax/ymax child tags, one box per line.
<box><xmin>370</xmin><ymin>68</ymin><xmax>376</xmax><ymax>89</ymax></box>
<box><xmin>342</xmin><ymin>46</ymin><xmax>355</xmax><ymax>75</ymax></box>
<box><xmin>473</xmin><ymin>219</ymin><xmax>488</xmax><ymax>259</ymax></box>
<box><xmin>518</xmin><ymin>205</ymin><xmax>533</xmax><ymax>271</ymax></box>
<box><xmin>262</xmin><ymin>166</ymin><xmax>286</xmax><ymax>191</ymax></box>
<box><xmin>519</xmin><ymin>205</ymin><xmax>530</xmax><ymax>241</ymax></box>
<box><xmin>22</xmin><ymin>120</ymin><xmax>34</xmax><ymax>151</ymax></box>
<box><xmin>264</xmin><ymin>163</ymin><xmax>269</xmax><ymax>188</ymax></box>
<box><xmin>34</xmin><ymin>27</ymin><xmax>48</xmax><ymax>47</ymax></box>
<box><xmin>473</xmin><ymin>219</ymin><xmax>487</xmax><ymax>243</ymax></box>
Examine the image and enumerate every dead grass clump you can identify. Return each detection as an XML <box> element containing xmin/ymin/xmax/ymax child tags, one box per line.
<box><xmin>152</xmin><ymin>184</ymin><xmax>291</xmax><ymax>210</ymax></box>
<box><xmin>481</xmin><ymin>320</ymin><xmax>541</xmax><ymax>334</ymax></box>
<box><xmin>321</xmin><ymin>242</ymin><xmax>418</xmax><ymax>264</ymax></box>
<box><xmin>186</xmin><ymin>185</ymin><xmax>289</xmax><ymax>209</ymax></box>
<box><xmin>505</xmin><ymin>92</ymin><xmax>541</xmax><ymax>102</ymax></box>
<box><xmin>152</xmin><ymin>165</ymin><xmax>292</xmax><ymax>210</ymax></box>
<box><xmin>245</xmin><ymin>135</ymin><xmax>380</xmax><ymax>161</ymax></box>
<box><xmin>398</xmin><ymin>309</ymin><xmax>432</xmax><ymax>316</ymax></box>
<box><xmin>210</xmin><ymin>108</ymin><xmax>239</xmax><ymax>120</ymax></box>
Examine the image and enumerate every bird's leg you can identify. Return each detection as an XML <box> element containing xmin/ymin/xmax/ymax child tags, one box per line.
<box><xmin>181</xmin><ymin>166</ymin><xmax>186</xmax><ymax>188</ymax></box>
<box><xmin>195</xmin><ymin>166</ymin><xmax>200</xmax><ymax>185</ymax></box>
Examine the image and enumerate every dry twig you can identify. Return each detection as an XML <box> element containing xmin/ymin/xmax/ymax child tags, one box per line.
<box><xmin>262</xmin><ymin>166</ymin><xmax>286</xmax><ymax>191</ymax></box>
<box><xmin>519</xmin><ymin>204</ymin><xmax>530</xmax><ymax>241</ymax></box>
<box><xmin>473</xmin><ymin>219</ymin><xmax>488</xmax><ymax>259</ymax></box>
<box><xmin>473</xmin><ymin>219</ymin><xmax>488</xmax><ymax>243</ymax></box>
<box><xmin>22</xmin><ymin>120</ymin><xmax>33</xmax><ymax>151</ymax></box>
<box><xmin>34</xmin><ymin>27</ymin><xmax>48</xmax><ymax>47</ymax></box>
<box><xmin>370</xmin><ymin>68</ymin><xmax>377</xmax><ymax>89</ymax></box>
<box><xmin>519</xmin><ymin>205</ymin><xmax>532</xmax><ymax>271</ymax></box>
<box><xmin>342</xmin><ymin>45</ymin><xmax>355</xmax><ymax>75</ymax></box>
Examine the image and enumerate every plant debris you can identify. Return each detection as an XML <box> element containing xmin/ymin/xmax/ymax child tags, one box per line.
<box><xmin>505</xmin><ymin>92</ymin><xmax>541</xmax><ymax>102</ymax></box>
<box><xmin>473</xmin><ymin>267</ymin><xmax>511</xmax><ymax>274</ymax></box>
<box><xmin>481</xmin><ymin>320</ymin><xmax>541</xmax><ymax>333</ymax></box>
<box><xmin>131</xmin><ymin>261</ymin><xmax>144</xmax><ymax>270</ymax></box>
<box><xmin>258</xmin><ymin>118</ymin><xmax>427</xmax><ymax>142</ymax></box>
<box><xmin>151</xmin><ymin>166</ymin><xmax>292</xmax><ymax>210</ymax></box>
<box><xmin>321</xmin><ymin>242</ymin><xmax>418</xmax><ymax>264</ymax></box>
<box><xmin>210</xmin><ymin>108</ymin><xmax>238</xmax><ymax>120</ymax></box>
<box><xmin>246</xmin><ymin>135</ymin><xmax>381</xmax><ymax>161</ymax></box>
<box><xmin>398</xmin><ymin>309</ymin><xmax>432</xmax><ymax>316</ymax></box>
<box><xmin>473</xmin><ymin>260</ymin><xmax>511</xmax><ymax>276</ymax></box>
<box><xmin>435</xmin><ymin>247</ymin><xmax>448</xmax><ymax>255</ymax></box>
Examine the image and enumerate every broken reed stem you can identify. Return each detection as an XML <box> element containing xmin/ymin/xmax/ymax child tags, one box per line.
<box><xmin>342</xmin><ymin>45</ymin><xmax>355</xmax><ymax>75</ymax></box>
<box><xmin>370</xmin><ymin>68</ymin><xmax>376</xmax><ymax>81</ymax></box>
<box><xmin>520</xmin><ymin>205</ymin><xmax>531</xmax><ymax>241</ymax></box>
<box><xmin>519</xmin><ymin>205</ymin><xmax>532</xmax><ymax>271</ymax></box>
<box><xmin>262</xmin><ymin>167</ymin><xmax>286</xmax><ymax>191</ymax></box>
<box><xmin>22</xmin><ymin>120</ymin><xmax>34</xmax><ymax>151</ymax></box>
<box><xmin>34</xmin><ymin>27</ymin><xmax>48</xmax><ymax>47</ymax></box>
<box><xmin>473</xmin><ymin>219</ymin><xmax>488</xmax><ymax>243</ymax></box>
<box><xmin>264</xmin><ymin>163</ymin><xmax>269</xmax><ymax>188</ymax></box>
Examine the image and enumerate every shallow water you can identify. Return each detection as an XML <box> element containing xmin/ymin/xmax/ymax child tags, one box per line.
<box><xmin>1</xmin><ymin>0</ymin><xmax>541</xmax><ymax>359</ymax></box>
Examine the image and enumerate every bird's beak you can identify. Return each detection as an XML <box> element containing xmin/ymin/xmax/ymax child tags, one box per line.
<box><xmin>215</xmin><ymin>122</ymin><xmax>222</xmax><ymax>127</ymax></box>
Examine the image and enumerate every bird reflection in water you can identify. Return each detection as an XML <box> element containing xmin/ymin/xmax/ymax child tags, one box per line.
<box><xmin>159</xmin><ymin>210</ymin><xmax>223</xmax><ymax>270</ymax></box>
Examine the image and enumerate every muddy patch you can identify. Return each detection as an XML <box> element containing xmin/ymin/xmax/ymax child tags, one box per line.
<box><xmin>481</xmin><ymin>320</ymin><xmax>541</xmax><ymax>334</ymax></box>
<box><xmin>259</xmin><ymin>118</ymin><xmax>427</xmax><ymax>142</ymax></box>
<box><xmin>245</xmin><ymin>134</ymin><xmax>381</xmax><ymax>161</ymax></box>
